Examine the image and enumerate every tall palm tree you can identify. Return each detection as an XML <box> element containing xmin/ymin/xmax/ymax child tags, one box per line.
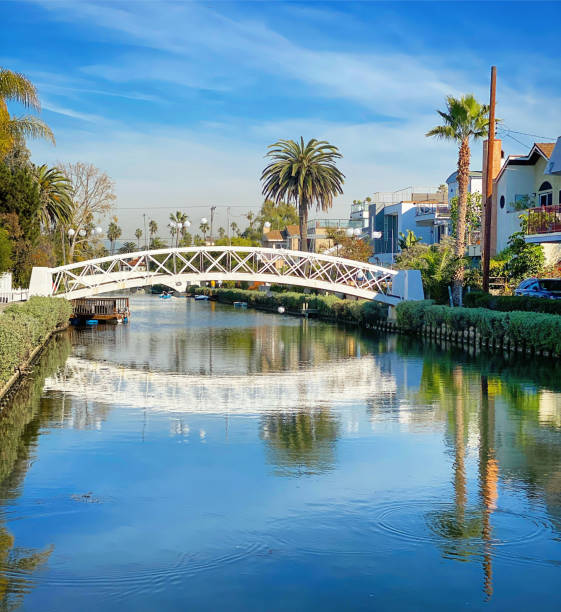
<box><xmin>261</xmin><ymin>137</ymin><xmax>344</xmax><ymax>252</ymax></box>
<box><xmin>107</xmin><ymin>218</ymin><xmax>122</xmax><ymax>254</ymax></box>
<box><xmin>0</xmin><ymin>68</ymin><xmax>54</xmax><ymax>157</ymax></box>
<box><xmin>169</xmin><ymin>210</ymin><xmax>189</xmax><ymax>248</ymax></box>
<box><xmin>426</xmin><ymin>95</ymin><xmax>489</xmax><ymax>305</ymax></box>
<box><xmin>199</xmin><ymin>221</ymin><xmax>210</xmax><ymax>242</ymax></box>
<box><xmin>33</xmin><ymin>164</ymin><xmax>72</xmax><ymax>230</ymax></box>
<box><xmin>134</xmin><ymin>228</ymin><xmax>142</xmax><ymax>249</ymax></box>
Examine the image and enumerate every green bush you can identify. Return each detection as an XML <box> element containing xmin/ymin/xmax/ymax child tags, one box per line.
<box><xmin>464</xmin><ymin>290</ymin><xmax>561</xmax><ymax>316</ymax></box>
<box><xmin>192</xmin><ymin>287</ymin><xmax>388</xmax><ymax>324</ymax></box>
<box><xmin>0</xmin><ymin>297</ymin><xmax>72</xmax><ymax>389</ymax></box>
<box><xmin>396</xmin><ymin>300</ymin><xmax>561</xmax><ymax>354</ymax></box>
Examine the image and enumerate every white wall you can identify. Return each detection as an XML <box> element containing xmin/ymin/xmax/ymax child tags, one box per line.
<box><xmin>495</xmin><ymin>165</ymin><xmax>532</xmax><ymax>252</ymax></box>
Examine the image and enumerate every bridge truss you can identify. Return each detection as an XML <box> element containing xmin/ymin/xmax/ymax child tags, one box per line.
<box><xmin>29</xmin><ymin>246</ymin><xmax>409</xmax><ymax>304</ymax></box>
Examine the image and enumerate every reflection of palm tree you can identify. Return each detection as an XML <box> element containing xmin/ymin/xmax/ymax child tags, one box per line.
<box><xmin>261</xmin><ymin>407</ymin><xmax>339</xmax><ymax>476</ymax></box>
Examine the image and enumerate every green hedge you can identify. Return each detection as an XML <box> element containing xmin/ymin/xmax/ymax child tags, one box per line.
<box><xmin>0</xmin><ymin>297</ymin><xmax>72</xmax><ymax>389</ymax></box>
<box><xmin>464</xmin><ymin>290</ymin><xmax>561</xmax><ymax>316</ymax></box>
<box><xmin>193</xmin><ymin>287</ymin><xmax>388</xmax><ymax>324</ymax></box>
<box><xmin>396</xmin><ymin>300</ymin><xmax>561</xmax><ymax>354</ymax></box>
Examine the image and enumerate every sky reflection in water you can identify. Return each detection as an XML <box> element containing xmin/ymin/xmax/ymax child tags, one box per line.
<box><xmin>0</xmin><ymin>296</ymin><xmax>560</xmax><ymax>611</ymax></box>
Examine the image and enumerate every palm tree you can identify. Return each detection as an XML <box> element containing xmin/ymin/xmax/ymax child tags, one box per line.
<box><xmin>426</xmin><ymin>95</ymin><xmax>489</xmax><ymax>305</ymax></box>
<box><xmin>230</xmin><ymin>221</ymin><xmax>240</xmax><ymax>237</ymax></box>
<box><xmin>33</xmin><ymin>164</ymin><xmax>72</xmax><ymax>231</ymax></box>
<box><xmin>149</xmin><ymin>219</ymin><xmax>158</xmax><ymax>243</ymax></box>
<box><xmin>261</xmin><ymin>137</ymin><xmax>344</xmax><ymax>252</ymax></box>
<box><xmin>134</xmin><ymin>228</ymin><xmax>142</xmax><ymax>248</ymax></box>
<box><xmin>107</xmin><ymin>218</ymin><xmax>122</xmax><ymax>254</ymax></box>
<box><xmin>0</xmin><ymin>68</ymin><xmax>54</xmax><ymax>157</ymax></box>
<box><xmin>199</xmin><ymin>221</ymin><xmax>209</xmax><ymax>242</ymax></box>
<box><xmin>169</xmin><ymin>210</ymin><xmax>189</xmax><ymax>248</ymax></box>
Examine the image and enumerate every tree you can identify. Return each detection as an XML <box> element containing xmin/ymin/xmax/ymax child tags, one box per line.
<box><xmin>395</xmin><ymin>237</ymin><xmax>462</xmax><ymax>303</ymax></box>
<box><xmin>33</xmin><ymin>164</ymin><xmax>72</xmax><ymax>231</ymax></box>
<box><xmin>256</xmin><ymin>199</ymin><xmax>299</xmax><ymax>231</ymax></box>
<box><xmin>107</xmin><ymin>217</ymin><xmax>122</xmax><ymax>254</ymax></box>
<box><xmin>134</xmin><ymin>228</ymin><xmax>142</xmax><ymax>249</ymax></box>
<box><xmin>218</xmin><ymin>226</ymin><xmax>226</xmax><ymax>239</ymax></box>
<box><xmin>261</xmin><ymin>137</ymin><xmax>344</xmax><ymax>252</ymax></box>
<box><xmin>169</xmin><ymin>210</ymin><xmax>189</xmax><ymax>248</ymax></box>
<box><xmin>178</xmin><ymin>232</ymin><xmax>192</xmax><ymax>247</ymax></box>
<box><xmin>504</xmin><ymin>220</ymin><xmax>545</xmax><ymax>283</ymax></box>
<box><xmin>0</xmin><ymin>226</ymin><xmax>12</xmax><ymax>272</ymax></box>
<box><xmin>426</xmin><ymin>95</ymin><xmax>489</xmax><ymax>305</ymax></box>
<box><xmin>150</xmin><ymin>236</ymin><xmax>167</xmax><ymax>249</ymax></box>
<box><xmin>59</xmin><ymin>162</ymin><xmax>116</xmax><ymax>262</ymax></box>
<box><xmin>119</xmin><ymin>241</ymin><xmax>137</xmax><ymax>254</ymax></box>
<box><xmin>230</xmin><ymin>221</ymin><xmax>240</xmax><ymax>237</ymax></box>
<box><xmin>0</xmin><ymin>67</ymin><xmax>54</xmax><ymax>158</ymax></box>
<box><xmin>326</xmin><ymin>228</ymin><xmax>373</xmax><ymax>262</ymax></box>
<box><xmin>450</xmin><ymin>192</ymin><xmax>482</xmax><ymax>243</ymax></box>
<box><xmin>398</xmin><ymin>230</ymin><xmax>422</xmax><ymax>250</ymax></box>
<box><xmin>199</xmin><ymin>221</ymin><xmax>209</xmax><ymax>241</ymax></box>
<box><xmin>149</xmin><ymin>219</ymin><xmax>158</xmax><ymax>241</ymax></box>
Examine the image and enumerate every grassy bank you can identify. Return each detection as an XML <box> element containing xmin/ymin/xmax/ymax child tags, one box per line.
<box><xmin>396</xmin><ymin>300</ymin><xmax>561</xmax><ymax>356</ymax></box>
<box><xmin>192</xmin><ymin>287</ymin><xmax>388</xmax><ymax>325</ymax></box>
<box><xmin>0</xmin><ymin>297</ymin><xmax>73</xmax><ymax>394</ymax></box>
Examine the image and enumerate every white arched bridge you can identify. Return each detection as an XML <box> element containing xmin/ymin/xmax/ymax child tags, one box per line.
<box><xmin>29</xmin><ymin>246</ymin><xmax>423</xmax><ymax>304</ymax></box>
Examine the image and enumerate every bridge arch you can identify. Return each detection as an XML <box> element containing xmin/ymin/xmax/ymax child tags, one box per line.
<box><xmin>29</xmin><ymin>246</ymin><xmax>422</xmax><ymax>305</ymax></box>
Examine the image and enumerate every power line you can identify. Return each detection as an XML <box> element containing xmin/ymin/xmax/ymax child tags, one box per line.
<box><xmin>113</xmin><ymin>204</ymin><xmax>260</xmax><ymax>210</ymax></box>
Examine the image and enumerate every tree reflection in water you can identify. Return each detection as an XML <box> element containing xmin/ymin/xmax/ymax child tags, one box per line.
<box><xmin>261</xmin><ymin>403</ymin><xmax>339</xmax><ymax>476</ymax></box>
<box><xmin>0</xmin><ymin>335</ymin><xmax>71</xmax><ymax>611</ymax></box>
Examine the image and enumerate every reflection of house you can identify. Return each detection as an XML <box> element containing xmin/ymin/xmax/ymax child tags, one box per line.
<box><xmin>494</xmin><ymin>142</ymin><xmax>561</xmax><ymax>263</ymax></box>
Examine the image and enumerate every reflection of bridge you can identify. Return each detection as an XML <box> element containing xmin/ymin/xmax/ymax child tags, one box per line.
<box><xmin>29</xmin><ymin>246</ymin><xmax>422</xmax><ymax>304</ymax></box>
<box><xmin>43</xmin><ymin>356</ymin><xmax>396</xmax><ymax>414</ymax></box>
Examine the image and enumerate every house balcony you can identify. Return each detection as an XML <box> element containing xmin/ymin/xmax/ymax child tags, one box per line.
<box><xmin>415</xmin><ymin>203</ymin><xmax>451</xmax><ymax>226</ymax></box>
<box><xmin>526</xmin><ymin>205</ymin><xmax>561</xmax><ymax>243</ymax></box>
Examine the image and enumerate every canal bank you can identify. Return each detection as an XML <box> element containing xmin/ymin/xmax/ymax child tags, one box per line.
<box><xmin>0</xmin><ymin>297</ymin><xmax>73</xmax><ymax>403</ymax></box>
<box><xmin>192</xmin><ymin>287</ymin><xmax>561</xmax><ymax>357</ymax></box>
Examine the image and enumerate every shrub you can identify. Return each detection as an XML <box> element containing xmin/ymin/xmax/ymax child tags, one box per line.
<box><xmin>192</xmin><ymin>287</ymin><xmax>388</xmax><ymax>324</ymax></box>
<box><xmin>0</xmin><ymin>297</ymin><xmax>72</xmax><ymax>389</ymax></box>
<box><xmin>396</xmin><ymin>300</ymin><xmax>561</xmax><ymax>354</ymax></box>
<box><xmin>464</xmin><ymin>291</ymin><xmax>561</xmax><ymax>316</ymax></box>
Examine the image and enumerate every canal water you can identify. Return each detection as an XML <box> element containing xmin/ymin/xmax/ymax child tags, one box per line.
<box><xmin>1</xmin><ymin>296</ymin><xmax>560</xmax><ymax>610</ymax></box>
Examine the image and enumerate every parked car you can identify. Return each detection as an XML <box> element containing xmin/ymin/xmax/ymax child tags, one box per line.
<box><xmin>514</xmin><ymin>278</ymin><xmax>561</xmax><ymax>299</ymax></box>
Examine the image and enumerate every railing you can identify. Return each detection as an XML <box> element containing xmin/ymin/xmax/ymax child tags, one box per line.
<box><xmin>527</xmin><ymin>205</ymin><xmax>561</xmax><ymax>235</ymax></box>
<box><xmin>415</xmin><ymin>203</ymin><xmax>451</xmax><ymax>217</ymax></box>
<box><xmin>0</xmin><ymin>289</ymin><xmax>29</xmax><ymax>304</ymax></box>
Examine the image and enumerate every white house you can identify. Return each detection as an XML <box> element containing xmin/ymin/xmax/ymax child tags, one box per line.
<box><xmin>446</xmin><ymin>170</ymin><xmax>483</xmax><ymax>204</ymax></box>
<box><xmin>494</xmin><ymin>142</ymin><xmax>561</xmax><ymax>264</ymax></box>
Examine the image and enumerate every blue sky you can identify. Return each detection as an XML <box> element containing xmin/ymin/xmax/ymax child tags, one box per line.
<box><xmin>3</xmin><ymin>0</ymin><xmax>561</xmax><ymax>236</ymax></box>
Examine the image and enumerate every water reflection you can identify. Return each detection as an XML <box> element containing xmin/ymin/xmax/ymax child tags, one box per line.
<box><xmin>0</xmin><ymin>336</ymin><xmax>70</xmax><ymax>611</ymax></box>
<box><xmin>0</xmin><ymin>300</ymin><xmax>560</xmax><ymax>609</ymax></box>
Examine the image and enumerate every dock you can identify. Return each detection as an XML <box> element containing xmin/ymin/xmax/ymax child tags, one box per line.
<box><xmin>71</xmin><ymin>297</ymin><xmax>130</xmax><ymax>324</ymax></box>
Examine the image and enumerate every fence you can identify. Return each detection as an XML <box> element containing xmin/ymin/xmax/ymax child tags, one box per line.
<box><xmin>527</xmin><ymin>205</ymin><xmax>561</xmax><ymax>235</ymax></box>
<box><xmin>0</xmin><ymin>289</ymin><xmax>29</xmax><ymax>304</ymax></box>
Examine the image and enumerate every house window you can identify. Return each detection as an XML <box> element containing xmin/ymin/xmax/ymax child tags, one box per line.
<box><xmin>500</xmin><ymin>195</ymin><xmax>505</xmax><ymax>209</ymax></box>
<box><xmin>538</xmin><ymin>181</ymin><xmax>553</xmax><ymax>207</ymax></box>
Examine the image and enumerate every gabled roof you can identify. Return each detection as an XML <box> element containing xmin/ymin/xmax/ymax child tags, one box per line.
<box><xmin>446</xmin><ymin>170</ymin><xmax>483</xmax><ymax>184</ymax></box>
<box><xmin>495</xmin><ymin>142</ymin><xmax>556</xmax><ymax>183</ymax></box>
<box><xmin>284</xmin><ymin>224</ymin><xmax>300</xmax><ymax>236</ymax></box>
<box><xmin>262</xmin><ymin>230</ymin><xmax>283</xmax><ymax>241</ymax></box>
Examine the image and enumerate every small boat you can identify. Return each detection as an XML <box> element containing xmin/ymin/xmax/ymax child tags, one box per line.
<box><xmin>85</xmin><ymin>319</ymin><xmax>98</xmax><ymax>326</ymax></box>
<box><xmin>194</xmin><ymin>294</ymin><xmax>209</xmax><ymax>301</ymax></box>
<box><xmin>159</xmin><ymin>292</ymin><xmax>173</xmax><ymax>300</ymax></box>
<box><xmin>233</xmin><ymin>301</ymin><xmax>248</xmax><ymax>308</ymax></box>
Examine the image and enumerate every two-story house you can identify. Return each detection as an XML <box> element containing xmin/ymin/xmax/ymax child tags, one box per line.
<box><xmin>493</xmin><ymin>142</ymin><xmax>561</xmax><ymax>264</ymax></box>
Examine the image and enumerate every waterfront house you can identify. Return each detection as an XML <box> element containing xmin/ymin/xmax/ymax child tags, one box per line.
<box><xmin>493</xmin><ymin>142</ymin><xmax>561</xmax><ymax>264</ymax></box>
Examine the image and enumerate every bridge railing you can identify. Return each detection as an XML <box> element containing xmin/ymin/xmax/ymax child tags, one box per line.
<box><xmin>29</xmin><ymin>246</ymin><xmax>423</xmax><ymax>303</ymax></box>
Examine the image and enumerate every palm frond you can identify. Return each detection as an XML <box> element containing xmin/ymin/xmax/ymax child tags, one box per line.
<box><xmin>8</xmin><ymin>115</ymin><xmax>55</xmax><ymax>144</ymax></box>
<box><xmin>0</xmin><ymin>68</ymin><xmax>41</xmax><ymax>110</ymax></box>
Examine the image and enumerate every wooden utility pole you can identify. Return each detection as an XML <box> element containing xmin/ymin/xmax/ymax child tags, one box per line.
<box><xmin>482</xmin><ymin>66</ymin><xmax>497</xmax><ymax>293</ymax></box>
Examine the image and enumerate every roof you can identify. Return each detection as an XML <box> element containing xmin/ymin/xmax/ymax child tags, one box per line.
<box><xmin>446</xmin><ymin>170</ymin><xmax>483</xmax><ymax>184</ymax></box>
<box><xmin>535</xmin><ymin>142</ymin><xmax>555</xmax><ymax>159</ymax></box>
<box><xmin>284</xmin><ymin>224</ymin><xmax>300</xmax><ymax>236</ymax></box>
<box><xmin>262</xmin><ymin>230</ymin><xmax>283</xmax><ymax>241</ymax></box>
<box><xmin>495</xmin><ymin>142</ymin><xmax>556</xmax><ymax>183</ymax></box>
